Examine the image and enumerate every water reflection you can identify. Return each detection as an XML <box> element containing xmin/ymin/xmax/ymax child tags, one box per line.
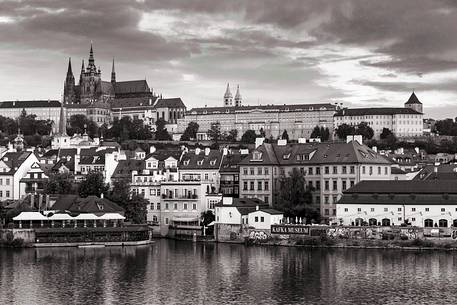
<box><xmin>1</xmin><ymin>241</ymin><xmax>457</xmax><ymax>304</ymax></box>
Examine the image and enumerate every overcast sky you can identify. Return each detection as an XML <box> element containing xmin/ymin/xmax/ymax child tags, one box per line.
<box><xmin>1</xmin><ymin>0</ymin><xmax>457</xmax><ymax>118</ymax></box>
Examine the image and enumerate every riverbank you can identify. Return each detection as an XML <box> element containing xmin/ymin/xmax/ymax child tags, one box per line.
<box><xmin>247</xmin><ymin>235</ymin><xmax>457</xmax><ymax>251</ymax></box>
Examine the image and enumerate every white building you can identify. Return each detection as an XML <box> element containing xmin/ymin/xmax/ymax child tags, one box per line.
<box><xmin>215</xmin><ymin>197</ymin><xmax>269</xmax><ymax>225</ymax></box>
<box><xmin>337</xmin><ymin>180</ymin><xmax>457</xmax><ymax>228</ymax></box>
<box><xmin>334</xmin><ymin>92</ymin><xmax>423</xmax><ymax>139</ymax></box>
<box><xmin>247</xmin><ymin>208</ymin><xmax>283</xmax><ymax>230</ymax></box>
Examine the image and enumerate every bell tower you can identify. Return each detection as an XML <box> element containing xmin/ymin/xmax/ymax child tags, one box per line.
<box><xmin>223</xmin><ymin>83</ymin><xmax>233</xmax><ymax>107</ymax></box>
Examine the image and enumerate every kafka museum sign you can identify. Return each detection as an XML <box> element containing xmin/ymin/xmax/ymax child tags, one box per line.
<box><xmin>271</xmin><ymin>225</ymin><xmax>310</xmax><ymax>235</ymax></box>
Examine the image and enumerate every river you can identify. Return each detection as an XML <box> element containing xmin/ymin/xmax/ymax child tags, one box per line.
<box><xmin>1</xmin><ymin>240</ymin><xmax>456</xmax><ymax>305</ymax></box>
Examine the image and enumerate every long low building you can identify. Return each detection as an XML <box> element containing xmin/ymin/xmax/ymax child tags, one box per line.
<box><xmin>334</xmin><ymin>92</ymin><xmax>423</xmax><ymax>139</ymax></box>
<box><xmin>337</xmin><ymin>180</ymin><xmax>457</xmax><ymax>227</ymax></box>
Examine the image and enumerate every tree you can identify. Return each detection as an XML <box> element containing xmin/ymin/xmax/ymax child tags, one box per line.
<box><xmin>180</xmin><ymin>121</ymin><xmax>199</xmax><ymax>141</ymax></box>
<box><xmin>155</xmin><ymin>118</ymin><xmax>172</xmax><ymax>141</ymax></box>
<box><xmin>281</xmin><ymin>130</ymin><xmax>289</xmax><ymax>141</ymax></box>
<box><xmin>356</xmin><ymin>122</ymin><xmax>374</xmax><ymax>140</ymax></box>
<box><xmin>107</xmin><ymin>179</ymin><xmax>147</xmax><ymax>224</ymax></box>
<box><xmin>380</xmin><ymin>128</ymin><xmax>393</xmax><ymax>139</ymax></box>
<box><xmin>310</xmin><ymin>126</ymin><xmax>330</xmax><ymax>141</ymax></box>
<box><xmin>273</xmin><ymin>168</ymin><xmax>317</xmax><ymax>223</ymax></box>
<box><xmin>241</xmin><ymin>129</ymin><xmax>257</xmax><ymax>144</ymax></box>
<box><xmin>207</xmin><ymin>122</ymin><xmax>222</xmax><ymax>143</ymax></box>
<box><xmin>68</xmin><ymin>114</ymin><xmax>98</xmax><ymax>138</ymax></box>
<box><xmin>201</xmin><ymin>210</ymin><xmax>215</xmax><ymax>235</ymax></box>
<box><xmin>226</xmin><ymin>129</ymin><xmax>238</xmax><ymax>142</ymax></box>
<box><xmin>44</xmin><ymin>173</ymin><xmax>74</xmax><ymax>194</ymax></box>
<box><xmin>335</xmin><ymin>123</ymin><xmax>356</xmax><ymax>140</ymax></box>
<box><xmin>78</xmin><ymin>172</ymin><xmax>109</xmax><ymax>198</ymax></box>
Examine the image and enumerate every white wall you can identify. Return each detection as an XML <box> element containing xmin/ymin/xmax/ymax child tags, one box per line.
<box><xmin>248</xmin><ymin>210</ymin><xmax>283</xmax><ymax>230</ymax></box>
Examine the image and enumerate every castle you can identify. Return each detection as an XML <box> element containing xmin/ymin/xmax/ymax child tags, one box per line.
<box><xmin>63</xmin><ymin>43</ymin><xmax>156</xmax><ymax>125</ymax></box>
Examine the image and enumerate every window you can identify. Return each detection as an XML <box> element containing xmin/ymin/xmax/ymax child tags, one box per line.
<box><xmin>371</xmin><ymin>208</ymin><xmax>375</xmax><ymax>212</ymax></box>
<box><xmin>6</xmin><ymin>191</ymin><xmax>9</xmax><ymax>197</ymax></box>
<box><xmin>333</xmin><ymin>196</ymin><xmax>337</xmax><ymax>204</ymax></box>
<box><xmin>316</xmin><ymin>181</ymin><xmax>320</xmax><ymax>190</ymax></box>
<box><xmin>342</xmin><ymin>181</ymin><xmax>347</xmax><ymax>190</ymax></box>
<box><xmin>384</xmin><ymin>167</ymin><xmax>388</xmax><ymax>175</ymax></box>
<box><xmin>357</xmin><ymin>208</ymin><xmax>362</xmax><ymax>212</ymax></box>
<box><xmin>369</xmin><ymin>167</ymin><xmax>373</xmax><ymax>175</ymax></box>
<box><xmin>184</xmin><ymin>203</ymin><xmax>188</xmax><ymax>210</ymax></box>
<box><xmin>342</xmin><ymin>166</ymin><xmax>347</xmax><ymax>174</ymax></box>
<box><xmin>308</xmin><ymin>167</ymin><xmax>313</xmax><ymax>175</ymax></box>
<box><xmin>333</xmin><ymin>166</ymin><xmax>337</xmax><ymax>174</ymax></box>
<box><xmin>324</xmin><ymin>180</ymin><xmax>329</xmax><ymax>190</ymax></box>
<box><xmin>398</xmin><ymin>207</ymin><xmax>402</xmax><ymax>212</ymax></box>
<box><xmin>378</xmin><ymin>167</ymin><xmax>381</xmax><ymax>175</ymax></box>
<box><xmin>441</xmin><ymin>208</ymin><xmax>445</xmax><ymax>212</ymax></box>
<box><xmin>264</xmin><ymin>181</ymin><xmax>269</xmax><ymax>191</ymax></box>
<box><xmin>165</xmin><ymin>203</ymin><xmax>169</xmax><ymax>210</ymax></box>
<box><xmin>250</xmin><ymin>168</ymin><xmax>254</xmax><ymax>175</ymax></box>
<box><xmin>398</xmin><ymin>217</ymin><xmax>402</xmax><ymax>221</ymax></box>
<box><xmin>150</xmin><ymin>203</ymin><xmax>154</xmax><ymax>210</ymax></box>
<box><xmin>332</xmin><ymin>180</ymin><xmax>337</xmax><ymax>191</ymax></box>
<box><xmin>150</xmin><ymin>189</ymin><xmax>156</xmax><ymax>196</ymax></box>
<box><xmin>165</xmin><ymin>218</ymin><xmax>169</xmax><ymax>225</ymax></box>
<box><xmin>174</xmin><ymin>203</ymin><xmax>178</xmax><ymax>210</ymax></box>
<box><xmin>350</xmin><ymin>180</ymin><xmax>355</xmax><ymax>188</ymax></box>
<box><xmin>192</xmin><ymin>203</ymin><xmax>197</xmax><ymax>210</ymax></box>
<box><xmin>344</xmin><ymin>208</ymin><xmax>348</xmax><ymax>212</ymax></box>
<box><xmin>384</xmin><ymin>208</ymin><xmax>388</xmax><ymax>212</ymax></box>
<box><xmin>324</xmin><ymin>196</ymin><xmax>329</xmax><ymax>204</ymax></box>
<box><xmin>325</xmin><ymin>209</ymin><xmax>329</xmax><ymax>215</ymax></box>
<box><xmin>264</xmin><ymin>196</ymin><xmax>269</xmax><ymax>204</ymax></box>
<box><xmin>255</xmin><ymin>216</ymin><xmax>259</xmax><ymax>222</ymax></box>
<box><xmin>260</xmin><ymin>217</ymin><xmax>264</xmax><ymax>222</ymax></box>
<box><xmin>362</xmin><ymin>166</ymin><xmax>366</xmax><ymax>174</ymax></box>
<box><xmin>250</xmin><ymin>181</ymin><xmax>254</xmax><ymax>191</ymax></box>
<box><xmin>411</xmin><ymin>208</ymin><xmax>416</xmax><ymax>212</ymax></box>
<box><xmin>243</xmin><ymin>168</ymin><xmax>248</xmax><ymax>175</ymax></box>
<box><xmin>157</xmin><ymin>190</ymin><xmax>161</xmax><ymax>196</ymax></box>
<box><xmin>243</xmin><ymin>182</ymin><xmax>248</xmax><ymax>191</ymax></box>
<box><xmin>325</xmin><ymin>166</ymin><xmax>329</xmax><ymax>174</ymax></box>
<box><xmin>157</xmin><ymin>203</ymin><xmax>161</xmax><ymax>210</ymax></box>
<box><xmin>316</xmin><ymin>167</ymin><xmax>320</xmax><ymax>175</ymax></box>
<box><xmin>264</xmin><ymin>168</ymin><xmax>269</xmax><ymax>175</ymax></box>
<box><xmin>350</xmin><ymin>166</ymin><xmax>355</xmax><ymax>174</ymax></box>
<box><xmin>425</xmin><ymin>208</ymin><xmax>429</xmax><ymax>212</ymax></box>
<box><xmin>257</xmin><ymin>168</ymin><xmax>262</xmax><ymax>175</ymax></box>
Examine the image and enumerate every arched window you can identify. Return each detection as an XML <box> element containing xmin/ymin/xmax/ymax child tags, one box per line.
<box><xmin>355</xmin><ymin>218</ymin><xmax>363</xmax><ymax>226</ymax></box>
<box><xmin>152</xmin><ymin>215</ymin><xmax>158</xmax><ymax>223</ymax></box>
<box><xmin>369</xmin><ymin>218</ymin><xmax>377</xmax><ymax>226</ymax></box>
<box><xmin>382</xmin><ymin>218</ymin><xmax>390</xmax><ymax>226</ymax></box>
<box><xmin>439</xmin><ymin>219</ymin><xmax>448</xmax><ymax>228</ymax></box>
<box><xmin>424</xmin><ymin>219</ymin><xmax>434</xmax><ymax>228</ymax></box>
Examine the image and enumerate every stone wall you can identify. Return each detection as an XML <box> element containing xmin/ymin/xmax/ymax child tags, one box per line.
<box><xmin>0</xmin><ymin>229</ymin><xmax>36</xmax><ymax>243</ymax></box>
<box><xmin>215</xmin><ymin>223</ymin><xmax>250</xmax><ymax>243</ymax></box>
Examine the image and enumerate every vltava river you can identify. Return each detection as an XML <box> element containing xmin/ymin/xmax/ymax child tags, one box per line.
<box><xmin>1</xmin><ymin>240</ymin><xmax>457</xmax><ymax>305</ymax></box>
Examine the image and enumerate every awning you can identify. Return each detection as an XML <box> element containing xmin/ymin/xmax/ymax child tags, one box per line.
<box><xmin>172</xmin><ymin>217</ymin><xmax>199</xmax><ymax>223</ymax></box>
<box><xmin>48</xmin><ymin>213</ymin><xmax>74</xmax><ymax>221</ymax></box>
<box><xmin>98</xmin><ymin>213</ymin><xmax>126</xmax><ymax>220</ymax></box>
<box><xmin>13</xmin><ymin>212</ymin><xmax>48</xmax><ymax>221</ymax></box>
<box><xmin>74</xmin><ymin>213</ymin><xmax>99</xmax><ymax>220</ymax></box>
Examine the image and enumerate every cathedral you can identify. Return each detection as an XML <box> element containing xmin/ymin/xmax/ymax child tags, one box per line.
<box><xmin>63</xmin><ymin>43</ymin><xmax>156</xmax><ymax>125</ymax></box>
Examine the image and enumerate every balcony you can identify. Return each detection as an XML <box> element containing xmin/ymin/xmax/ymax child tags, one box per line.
<box><xmin>161</xmin><ymin>194</ymin><xmax>199</xmax><ymax>200</ymax></box>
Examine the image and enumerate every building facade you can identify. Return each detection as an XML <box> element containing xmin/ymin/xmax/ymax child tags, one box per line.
<box><xmin>334</xmin><ymin>93</ymin><xmax>423</xmax><ymax>139</ymax></box>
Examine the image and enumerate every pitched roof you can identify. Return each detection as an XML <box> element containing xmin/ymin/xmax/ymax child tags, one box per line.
<box><xmin>344</xmin><ymin>180</ymin><xmax>457</xmax><ymax>194</ymax></box>
<box><xmin>153</xmin><ymin>98</ymin><xmax>186</xmax><ymax>109</ymax></box>
<box><xmin>180</xmin><ymin>150</ymin><xmax>223</xmax><ymax>170</ymax></box>
<box><xmin>188</xmin><ymin>103</ymin><xmax>335</xmax><ymax>115</ymax></box>
<box><xmin>239</xmin><ymin>141</ymin><xmax>391</xmax><ymax>166</ymax></box>
<box><xmin>413</xmin><ymin>164</ymin><xmax>457</xmax><ymax>181</ymax></box>
<box><xmin>52</xmin><ymin>195</ymin><xmax>124</xmax><ymax>214</ymax></box>
<box><xmin>0</xmin><ymin>151</ymin><xmax>32</xmax><ymax>174</ymax></box>
<box><xmin>405</xmin><ymin>92</ymin><xmax>422</xmax><ymax>105</ymax></box>
<box><xmin>220</xmin><ymin>153</ymin><xmax>245</xmax><ymax>172</ymax></box>
<box><xmin>145</xmin><ymin>150</ymin><xmax>182</xmax><ymax>162</ymax></box>
<box><xmin>100</xmin><ymin>81</ymin><xmax>114</xmax><ymax>95</ymax></box>
<box><xmin>79</xmin><ymin>155</ymin><xmax>105</xmax><ymax>165</ymax></box>
<box><xmin>258</xmin><ymin>208</ymin><xmax>283</xmax><ymax>215</ymax></box>
<box><xmin>112</xmin><ymin>159</ymin><xmax>145</xmax><ymax>179</ymax></box>
<box><xmin>0</xmin><ymin>100</ymin><xmax>61</xmax><ymax>108</ymax></box>
<box><xmin>334</xmin><ymin>107</ymin><xmax>421</xmax><ymax>116</ymax></box>
<box><xmin>114</xmin><ymin>80</ymin><xmax>150</xmax><ymax>95</ymax></box>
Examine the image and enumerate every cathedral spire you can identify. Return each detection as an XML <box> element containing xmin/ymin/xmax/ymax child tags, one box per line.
<box><xmin>111</xmin><ymin>57</ymin><xmax>116</xmax><ymax>84</ymax></box>
<box><xmin>58</xmin><ymin>100</ymin><xmax>67</xmax><ymax>136</ymax></box>
<box><xmin>88</xmin><ymin>42</ymin><xmax>95</xmax><ymax>70</ymax></box>
<box><xmin>223</xmin><ymin>83</ymin><xmax>233</xmax><ymax>107</ymax></box>
<box><xmin>66</xmin><ymin>57</ymin><xmax>73</xmax><ymax>77</ymax></box>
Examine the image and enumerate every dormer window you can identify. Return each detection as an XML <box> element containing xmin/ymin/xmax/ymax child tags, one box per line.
<box><xmin>97</xmin><ymin>203</ymin><xmax>104</xmax><ymax>211</ymax></box>
<box><xmin>184</xmin><ymin>160</ymin><xmax>190</xmax><ymax>166</ymax></box>
<box><xmin>296</xmin><ymin>155</ymin><xmax>301</xmax><ymax>161</ymax></box>
<box><xmin>210</xmin><ymin>159</ymin><xmax>216</xmax><ymax>166</ymax></box>
<box><xmin>283</xmin><ymin>153</ymin><xmax>291</xmax><ymax>160</ymax></box>
<box><xmin>303</xmin><ymin>154</ymin><xmax>310</xmax><ymax>161</ymax></box>
<box><xmin>252</xmin><ymin>151</ymin><xmax>262</xmax><ymax>161</ymax></box>
<box><xmin>197</xmin><ymin>160</ymin><xmax>204</xmax><ymax>166</ymax></box>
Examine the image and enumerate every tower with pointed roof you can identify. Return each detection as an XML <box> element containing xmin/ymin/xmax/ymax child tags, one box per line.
<box><xmin>111</xmin><ymin>58</ymin><xmax>116</xmax><ymax>84</ymax></box>
<box><xmin>79</xmin><ymin>42</ymin><xmax>103</xmax><ymax>104</ymax></box>
<box><xmin>63</xmin><ymin>58</ymin><xmax>76</xmax><ymax>104</ymax></box>
<box><xmin>224</xmin><ymin>83</ymin><xmax>233</xmax><ymax>107</ymax></box>
<box><xmin>404</xmin><ymin>91</ymin><xmax>423</xmax><ymax>113</ymax></box>
<box><xmin>234</xmin><ymin>85</ymin><xmax>242</xmax><ymax>107</ymax></box>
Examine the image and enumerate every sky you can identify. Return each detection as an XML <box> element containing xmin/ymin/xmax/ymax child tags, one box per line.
<box><xmin>1</xmin><ymin>0</ymin><xmax>457</xmax><ymax>118</ymax></box>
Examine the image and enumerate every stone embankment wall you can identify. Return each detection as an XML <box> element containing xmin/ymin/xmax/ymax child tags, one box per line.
<box><xmin>0</xmin><ymin>229</ymin><xmax>35</xmax><ymax>244</ymax></box>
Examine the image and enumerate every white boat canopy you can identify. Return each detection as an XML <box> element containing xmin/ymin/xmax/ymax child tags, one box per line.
<box><xmin>97</xmin><ymin>213</ymin><xmax>125</xmax><ymax>220</ymax></box>
<box><xmin>13</xmin><ymin>212</ymin><xmax>48</xmax><ymax>221</ymax></box>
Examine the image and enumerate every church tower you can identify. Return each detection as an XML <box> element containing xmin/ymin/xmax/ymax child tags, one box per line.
<box><xmin>111</xmin><ymin>58</ymin><xmax>116</xmax><ymax>84</ymax></box>
<box><xmin>404</xmin><ymin>91</ymin><xmax>423</xmax><ymax>113</ymax></box>
<box><xmin>234</xmin><ymin>85</ymin><xmax>242</xmax><ymax>107</ymax></box>
<box><xmin>63</xmin><ymin>58</ymin><xmax>75</xmax><ymax>104</ymax></box>
<box><xmin>224</xmin><ymin>83</ymin><xmax>233</xmax><ymax>107</ymax></box>
<box><xmin>79</xmin><ymin>42</ymin><xmax>102</xmax><ymax>104</ymax></box>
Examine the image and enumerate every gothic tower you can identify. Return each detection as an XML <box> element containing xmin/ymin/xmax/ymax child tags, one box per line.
<box><xmin>404</xmin><ymin>91</ymin><xmax>423</xmax><ymax>113</ymax></box>
<box><xmin>79</xmin><ymin>42</ymin><xmax>102</xmax><ymax>104</ymax></box>
<box><xmin>224</xmin><ymin>83</ymin><xmax>233</xmax><ymax>107</ymax></box>
<box><xmin>234</xmin><ymin>85</ymin><xmax>242</xmax><ymax>107</ymax></box>
<box><xmin>111</xmin><ymin>58</ymin><xmax>116</xmax><ymax>84</ymax></box>
<box><xmin>63</xmin><ymin>58</ymin><xmax>75</xmax><ymax>104</ymax></box>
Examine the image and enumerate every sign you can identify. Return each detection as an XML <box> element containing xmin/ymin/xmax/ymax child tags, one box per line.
<box><xmin>271</xmin><ymin>225</ymin><xmax>309</xmax><ymax>235</ymax></box>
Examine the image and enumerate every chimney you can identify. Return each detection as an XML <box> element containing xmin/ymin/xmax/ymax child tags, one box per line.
<box><xmin>372</xmin><ymin>146</ymin><xmax>377</xmax><ymax>153</ymax></box>
<box><xmin>195</xmin><ymin>147</ymin><xmax>201</xmax><ymax>155</ymax></box>
<box><xmin>205</xmin><ymin>147</ymin><xmax>210</xmax><ymax>156</ymax></box>
<box><xmin>222</xmin><ymin>147</ymin><xmax>228</xmax><ymax>156</ymax></box>
<box><xmin>256</xmin><ymin>205</ymin><xmax>259</xmax><ymax>211</ymax></box>
<box><xmin>277</xmin><ymin>139</ymin><xmax>287</xmax><ymax>146</ymax></box>
<box><xmin>434</xmin><ymin>166</ymin><xmax>438</xmax><ymax>173</ymax></box>
<box><xmin>100</xmin><ymin>193</ymin><xmax>104</xmax><ymax>199</ymax></box>
<box><xmin>298</xmin><ymin>138</ymin><xmax>307</xmax><ymax>144</ymax></box>
<box><xmin>149</xmin><ymin>145</ymin><xmax>156</xmax><ymax>154</ymax></box>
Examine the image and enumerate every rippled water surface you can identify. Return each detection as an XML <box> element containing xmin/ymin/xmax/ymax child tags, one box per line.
<box><xmin>1</xmin><ymin>240</ymin><xmax>457</xmax><ymax>304</ymax></box>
